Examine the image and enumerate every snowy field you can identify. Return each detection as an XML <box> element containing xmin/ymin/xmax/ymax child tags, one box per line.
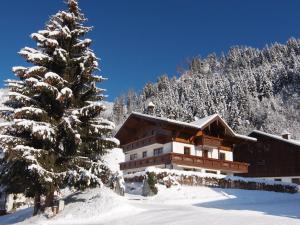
<box><xmin>1</xmin><ymin>184</ymin><xmax>300</xmax><ymax>225</ymax></box>
<box><xmin>0</xmin><ymin>147</ymin><xmax>299</xmax><ymax>225</ymax></box>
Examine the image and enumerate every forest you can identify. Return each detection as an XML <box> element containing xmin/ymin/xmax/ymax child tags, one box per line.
<box><xmin>113</xmin><ymin>38</ymin><xmax>300</xmax><ymax>138</ymax></box>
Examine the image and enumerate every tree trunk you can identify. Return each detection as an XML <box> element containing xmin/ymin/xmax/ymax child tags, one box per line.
<box><xmin>44</xmin><ymin>190</ymin><xmax>54</xmax><ymax>208</ymax></box>
<box><xmin>33</xmin><ymin>193</ymin><xmax>41</xmax><ymax>216</ymax></box>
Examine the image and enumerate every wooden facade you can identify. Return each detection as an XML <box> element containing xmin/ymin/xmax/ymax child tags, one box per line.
<box><xmin>234</xmin><ymin>131</ymin><xmax>300</xmax><ymax>178</ymax></box>
<box><xmin>115</xmin><ymin>112</ymin><xmax>255</xmax><ymax>174</ymax></box>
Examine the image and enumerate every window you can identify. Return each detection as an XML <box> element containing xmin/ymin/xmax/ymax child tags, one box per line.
<box><xmin>274</xmin><ymin>178</ymin><xmax>282</xmax><ymax>182</ymax></box>
<box><xmin>184</xmin><ymin>147</ymin><xmax>191</xmax><ymax>155</ymax></box>
<box><xmin>142</xmin><ymin>151</ymin><xmax>147</xmax><ymax>158</ymax></box>
<box><xmin>203</xmin><ymin>150</ymin><xmax>209</xmax><ymax>158</ymax></box>
<box><xmin>219</xmin><ymin>152</ymin><xmax>226</xmax><ymax>160</ymax></box>
<box><xmin>153</xmin><ymin>148</ymin><xmax>163</xmax><ymax>156</ymax></box>
<box><xmin>291</xmin><ymin>178</ymin><xmax>300</xmax><ymax>185</ymax></box>
<box><xmin>205</xmin><ymin>170</ymin><xmax>217</xmax><ymax>174</ymax></box>
<box><xmin>130</xmin><ymin>153</ymin><xmax>137</xmax><ymax>161</ymax></box>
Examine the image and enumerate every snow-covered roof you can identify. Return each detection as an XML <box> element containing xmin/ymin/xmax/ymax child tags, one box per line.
<box><xmin>130</xmin><ymin>112</ymin><xmax>200</xmax><ymax>129</ymax></box>
<box><xmin>281</xmin><ymin>130</ymin><xmax>291</xmax><ymax>136</ymax></box>
<box><xmin>190</xmin><ymin>114</ymin><xmax>256</xmax><ymax>141</ymax></box>
<box><xmin>250</xmin><ymin>130</ymin><xmax>300</xmax><ymax>147</ymax></box>
<box><xmin>117</xmin><ymin>112</ymin><xmax>256</xmax><ymax>142</ymax></box>
<box><xmin>190</xmin><ymin>114</ymin><xmax>218</xmax><ymax>128</ymax></box>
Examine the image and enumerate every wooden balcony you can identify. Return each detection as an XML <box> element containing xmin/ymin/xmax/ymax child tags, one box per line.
<box><xmin>121</xmin><ymin>134</ymin><xmax>172</xmax><ymax>152</ymax></box>
<box><xmin>120</xmin><ymin>153</ymin><xmax>249</xmax><ymax>173</ymax></box>
<box><xmin>198</xmin><ymin>135</ymin><xmax>233</xmax><ymax>151</ymax></box>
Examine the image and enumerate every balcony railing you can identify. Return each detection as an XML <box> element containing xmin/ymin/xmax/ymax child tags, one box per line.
<box><xmin>121</xmin><ymin>134</ymin><xmax>172</xmax><ymax>152</ymax></box>
<box><xmin>120</xmin><ymin>153</ymin><xmax>249</xmax><ymax>173</ymax></box>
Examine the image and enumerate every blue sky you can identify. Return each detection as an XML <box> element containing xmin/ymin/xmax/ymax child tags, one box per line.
<box><xmin>0</xmin><ymin>0</ymin><xmax>300</xmax><ymax>101</ymax></box>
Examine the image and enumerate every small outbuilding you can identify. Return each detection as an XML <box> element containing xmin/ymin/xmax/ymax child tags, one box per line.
<box><xmin>234</xmin><ymin>130</ymin><xmax>300</xmax><ymax>184</ymax></box>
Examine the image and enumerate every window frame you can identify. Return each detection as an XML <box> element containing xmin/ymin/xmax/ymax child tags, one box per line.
<box><xmin>130</xmin><ymin>153</ymin><xmax>137</xmax><ymax>161</ymax></box>
<box><xmin>153</xmin><ymin>148</ymin><xmax>163</xmax><ymax>156</ymax></box>
<box><xmin>219</xmin><ymin>152</ymin><xmax>226</xmax><ymax>161</ymax></box>
<box><xmin>184</xmin><ymin>146</ymin><xmax>191</xmax><ymax>155</ymax></box>
<box><xmin>142</xmin><ymin>151</ymin><xmax>147</xmax><ymax>158</ymax></box>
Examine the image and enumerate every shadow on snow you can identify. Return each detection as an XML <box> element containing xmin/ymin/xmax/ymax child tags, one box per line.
<box><xmin>194</xmin><ymin>188</ymin><xmax>300</xmax><ymax>219</ymax></box>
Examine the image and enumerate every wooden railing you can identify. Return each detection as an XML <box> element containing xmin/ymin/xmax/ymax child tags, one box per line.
<box><xmin>121</xmin><ymin>134</ymin><xmax>171</xmax><ymax>152</ymax></box>
<box><xmin>120</xmin><ymin>153</ymin><xmax>249</xmax><ymax>173</ymax></box>
<box><xmin>202</xmin><ymin>135</ymin><xmax>222</xmax><ymax>147</ymax></box>
<box><xmin>199</xmin><ymin>135</ymin><xmax>233</xmax><ymax>151</ymax></box>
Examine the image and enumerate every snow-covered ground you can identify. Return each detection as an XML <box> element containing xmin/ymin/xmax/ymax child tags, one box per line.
<box><xmin>1</xmin><ymin>145</ymin><xmax>299</xmax><ymax>225</ymax></box>
<box><xmin>1</xmin><ymin>184</ymin><xmax>300</xmax><ymax>225</ymax></box>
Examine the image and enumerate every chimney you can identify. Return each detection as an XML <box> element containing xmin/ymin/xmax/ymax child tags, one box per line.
<box><xmin>281</xmin><ymin>130</ymin><xmax>291</xmax><ymax>140</ymax></box>
<box><xmin>147</xmin><ymin>101</ymin><xmax>155</xmax><ymax>114</ymax></box>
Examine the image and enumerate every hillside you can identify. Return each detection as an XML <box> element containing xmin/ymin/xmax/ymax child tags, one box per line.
<box><xmin>113</xmin><ymin>38</ymin><xmax>300</xmax><ymax>139</ymax></box>
<box><xmin>1</xmin><ymin>185</ymin><xmax>300</xmax><ymax>225</ymax></box>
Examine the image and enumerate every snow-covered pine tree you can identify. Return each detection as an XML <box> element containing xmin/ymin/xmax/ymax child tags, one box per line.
<box><xmin>0</xmin><ymin>0</ymin><xmax>118</xmax><ymax>214</ymax></box>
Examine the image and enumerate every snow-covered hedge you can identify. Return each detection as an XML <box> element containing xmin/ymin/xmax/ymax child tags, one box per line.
<box><xmin>124</xmin><ymin>167</ymin><xmax>299</xmax><ymax>194</ymax></box>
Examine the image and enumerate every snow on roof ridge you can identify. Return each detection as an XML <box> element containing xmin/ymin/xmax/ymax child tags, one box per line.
<box><xmin>131</xmin><ymin>111</ymin><xmax>200</xmax><ymax>129</ymax></box>
<box><xmin>251</xmin><ymin>130</ymin><xmax>300</xmax><ymax>147</ymax></box>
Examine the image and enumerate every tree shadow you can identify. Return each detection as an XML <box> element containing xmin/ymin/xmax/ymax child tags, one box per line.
<box><xmin>0</xmin><ymin>207</ymin><xmax>33</xmax><ymax>225</ymax></box>
<box><xmin>0</xmin><ymin>192</ymin><xmax>87</xmax><ymax>225</ymax></box>
<box><xmin>194</xmin><ymin>188</ymin><xmax>300</xmax><ymax>219</ymax></box>
<box><xmin>63</xmin><ymin>191</ymin><xmax>86</xmax><ymax>205</ymax></box>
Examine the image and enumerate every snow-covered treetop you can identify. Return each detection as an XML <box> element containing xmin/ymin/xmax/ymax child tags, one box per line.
<box><xmin>0</xmin><ymin>0</ymin><xmax>117</xmax><ymax>196</ymax></box>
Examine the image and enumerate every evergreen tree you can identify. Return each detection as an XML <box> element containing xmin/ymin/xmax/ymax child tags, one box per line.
<box><xmin>0</xmin><ymin>0</ymin><xmax>118</xmax><ymax>214</ymax></box>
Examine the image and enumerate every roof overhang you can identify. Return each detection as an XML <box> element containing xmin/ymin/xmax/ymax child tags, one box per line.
<box><xmin>115</xmin><ymin>112</ymin><xmax>257</xmax><ymax>143</ymax></box>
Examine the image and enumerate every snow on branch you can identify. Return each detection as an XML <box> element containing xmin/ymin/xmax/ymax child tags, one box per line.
<box><xmin>44</xmin><ymin>72</ymin><xmax>67</xmax><ymax>86</ymax></box>
<box><xmin>19</xmin><ymin>47</ymin><xmax>52</xmax><ymax>64</ymax></box>
<box><xmin>71</xmin><ymin>26</ymin><xmax>92</xmax><ymax>36</ymax></box>
<box><xmin>91</xmin><ymin>75</ymin><xmax>107</xmax><ymax>82</ymax></box>
<box><xmin>12</xmin><ymin>66</ymin><xmax>27</xmax><ymax>77</ymax></box>
<box><xmin>79</xmin><ymin>102</ymin><xmax>105</xmax><ymax>118</ymax></box>
<box><xmin>56</xmin><ymin>87</ymin><xmax>73</xmax><ymax>103</ymax></box>
<box><xmin>74</xmin><ymin>38</ymin><xmax>92</xmax><ymax>48</ymax></box>
<box><xmin>13</xmin><ymin>119</ymin><xmax>56</xmax><ymax>142</ymax></box>
<box><xmin>31</xmin><ymin>33</ymin><xmax>59</xmax><ymax>48</ymax></box>
<box><xmin>12</xmin><ymin>145</ymin><xmax>64</xmax><ymax>183</ymax></box>
<box><xmin>8</xmin><ymin>92</ymin><xmax>36</xmax><ymax>103</ymax></box>
<box><xmin>0</xmin><ymin>134</ymin><xmax>23</xmax><ymax>149</ymax></box>
<box><xmin>34</xmin><ymin>81</ymin><xmax>59</xmax><ymax>99</ymax></box>
<box><xmin>54</xmin><ymin>48</ymin><xmax>68</xmax><ymax>63</ymax></box>
<box><xmin>14</xmin><ymin>107</ymin><xmax>47</xmax><ymax>120</ymax></box>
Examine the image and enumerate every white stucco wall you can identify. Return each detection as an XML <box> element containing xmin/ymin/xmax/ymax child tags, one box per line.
<box><xmin>172</xmin><ymin>142</ymin><xmax>195</xmax><ymax>155</ymax></box>
<box><xmin>125</xmin><ymin>143</ymin><xmax>172</xmax><ymax>161</ymax></box>
<box><xmin>258</xmin><ymin>176</ymin><xmax>300</xmax><ymax>184</ymax></box>
<box><xmin>220</xmin><ymin>150</ymin><xmax>233</xmax><ymax>161</ymax></box>
<box><xmin>124</xmin><ymin>141</ymin><xmax>233</xmax><ymax>162</ymax></box>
